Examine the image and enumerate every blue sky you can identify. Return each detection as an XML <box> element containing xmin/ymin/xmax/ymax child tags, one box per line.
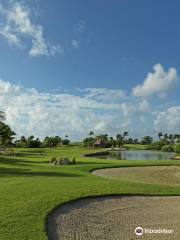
<box><xmin>0</xmin><ymin>0</ymin><xmax>179</xmax><ymax>140</ymax></box>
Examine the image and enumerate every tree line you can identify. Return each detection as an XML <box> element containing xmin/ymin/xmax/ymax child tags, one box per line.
<box><xmin>83</xmin><ymin>131</ymin><xmax>180</xmax><ymax>153</ymax></box>
<box><xmin>0</xmin><ymin>110</ymin><xmax>180</xmax><ymax>152</ymax></box>
<box><xmin>83</xmin><ymin>131</ymin><xmax>155</xmax><ymax>147</ymax></box>
<box><xmin>14</xmin><ymin>135</ymin><xmax>70</xmax><ymax>148</ymax></box>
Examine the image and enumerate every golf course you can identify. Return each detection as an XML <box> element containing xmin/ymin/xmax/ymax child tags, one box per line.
<box><xmin>1</xmin><ymin>146</ymin><xmax>180</xmax><ymax>240</ymax></box>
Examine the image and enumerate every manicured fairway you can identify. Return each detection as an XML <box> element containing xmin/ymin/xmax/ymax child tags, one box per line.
<box><xmin>1</xmin><ymin>147</ymin><xmax>180</xmax><ymax>240</ymax></box>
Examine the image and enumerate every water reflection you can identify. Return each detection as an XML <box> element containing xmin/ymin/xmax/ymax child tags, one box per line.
<box><xmin>93</xmin><ymin>150</ymin><xmax>174</xmax><ymax>160</ymax></box>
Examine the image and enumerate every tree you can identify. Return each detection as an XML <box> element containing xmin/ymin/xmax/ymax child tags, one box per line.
<box><xmin>133</xmin><ymin>138</ymin><xmax>139</xmax><ymax>144</ymax></box>
<box><xmin>27</xmin><ymin>136</ymin><xmax>41</xmax><ymax>148</ymax></box>
<box><xmin>0</xmin><ymin>122</ymin><xmax>16</xmax><ymax>150</ymax></box>
<box><xmin>109</xmin><ymin>137</ymin><xmax>116</xmax><ymax>147</ymax></box>
<box><xmin>141</xmin><ymin>136</ymin><xmax>153</xmax><ymax>145</ymax></box>
<box><xmin>83</xmin><ymin>137</ymin><xmax>95</xmax><ymax>147</ymax></box>
<box><xmin>164</xmin><ymin>133</ymin><xmax>168</xmax><ymax>139</ymax></box>
<box><xmin>169</xmin><ymin>134</ymin><xmax>174</xmax><ymax>144</ymax></box>
<box><xmin>95</xmin><ymin>134</ymin><xmax>109</xmax><ymax>148</ymax></box>
<box><xmin>158</xmin><ymin>132</ymin><xmax>163</xmax><ymax>139</ymax></box>
<box><xmin>61</xmin><ymin>139</ymin><xmax>70</xmax><ymax>145</ymax></box>
<box><xmin>43</xmin><ymin>136</ymin><xmax>61</xmax><ymax>147</ymax></box>
<box><xmin>89</xmin><ymin>131</ymin><xmax>94</xmax><ymax>137</ymax></box>
<box><xmin>123</xmin><ymin>131</ymin><xmax>128</xmax><ymax>138</ymax></box>
<box><xmin>116</xmin><ymin>134</ymin><xmax>124</xmax><ymax>147</ymax></box>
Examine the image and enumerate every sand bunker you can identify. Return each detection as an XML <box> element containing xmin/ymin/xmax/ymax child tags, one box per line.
<box><xmin>47</xmin><ymin>195</ymin><xmax>180</xmax><ymax>240</ymax></box>
<box><xmin>93</xmin><ymin>166</ymin><xmax>180</xmax><ymax>186</ymax></box>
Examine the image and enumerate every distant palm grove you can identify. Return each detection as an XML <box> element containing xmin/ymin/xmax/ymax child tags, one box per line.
<box><xmin>0</xmin><ymin>111</ymin><xmax>180</xmax><ymax>153</ymax></box>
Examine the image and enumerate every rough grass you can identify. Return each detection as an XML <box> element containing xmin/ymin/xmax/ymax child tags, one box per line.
<box><xmin>0</xmin><ymin>147</ymin><xmax>180</xmax><ymax>240</ymax></box>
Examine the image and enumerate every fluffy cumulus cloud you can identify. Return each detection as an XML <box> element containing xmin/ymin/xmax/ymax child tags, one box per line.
<box><xmin>132</xmin><ymin>64</ymin><xmax>178</xmax><ymax>97</ymax></box>
<box><xmin>154</xmin><ymin>106</ymin><xmax>180</xmax><ymax>133</ymax></box>
<box><xmin>0</xmin><ymin>1</ymin><xmax>63</xmax><ymax>57</ymax></box>
<box><xmin>71</xmin><ymin>39</ymin><xmax>80</xmax><ymax>48</ymax></box>
<box><xmin>0</xmin><ymin>61</ymin><xmax>179</xmax><ymax>140</ymax></box>
<box><xmin>0</xmin><ymin>79</ymin><xmax>144</xmax><ymax>140</ymax></box>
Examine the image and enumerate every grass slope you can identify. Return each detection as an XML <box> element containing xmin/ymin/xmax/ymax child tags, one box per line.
<box><xmin>0</xmin><ymin>147</ymin><xmax>180</xmax><ymax>240</ymax></box>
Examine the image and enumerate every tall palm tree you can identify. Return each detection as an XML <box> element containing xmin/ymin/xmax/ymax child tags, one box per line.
<box><xmin>116</xmin><ymin>134</ymin><xmax>124</xmax><ymax>147</ymax></box>
<box><xmin>123</xmin><ymin>131</ymin><xmax>128</xmax><ymax>137</ymax></box>
<box><xmin>89</xmin><ymin>131</ymin><xmax>94</xmax><ymax>137</ymax></box>
<box><xmin>158</xmin><ymin>132</ymin><xmax>163</xmax><ymax>139</ymax></box>
<box><xmin>164</xmin><ymin>133</ymin><xmax>168</xmax><ymax>139</ymax></box>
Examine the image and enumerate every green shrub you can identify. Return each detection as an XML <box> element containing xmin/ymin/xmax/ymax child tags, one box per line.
<box><xmin>72</xmin><ymin>157</ymin><xmax>76</xmax><ymax>165</ymax></box>
<box><xmin>150</xmin><ymin>141</ymin><xmax>162</xmax><ymax>150</ymax></box>
<box><xmin>161</xmin><ymin>145</ymin><xmax>174</xmax><ymax>152</ymax></box>
<box><xmin>174</xmin><ymin>144</ymin><xmax>180</xmax><ymax>154</ymax></box>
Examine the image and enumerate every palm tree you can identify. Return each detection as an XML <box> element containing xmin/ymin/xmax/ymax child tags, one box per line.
<box><xmin>158</xmin><ymin>132</ymin><xmax>163</xmax><ymax>139</ymax></box>
<box><xmin>123</xmin><ymin>131</ymin><xmax>128</xmax><ymax>137</ymax></box>
<box><xmin>116</xmin><ymin>134</ymin><xmax>124</xmax><ymax>147</ymax></box>
<box><xmin>141</xmin><ymin>136</ymin><xmax>153</xmax><ymax>145</ymax></box>
<box><xmin>169</xmin><ymin>134</ymin><xmax>174</xmax><ymax>144</ymax></box>
<box><xmin>164</xmin><ymin>133</ymin><xmax>168</xmax><ymax>139</ymax></box>
<box><xmin>89</xmin><ymin>131</ymin><xmax>94</xmax><ymax>137</ymax></box>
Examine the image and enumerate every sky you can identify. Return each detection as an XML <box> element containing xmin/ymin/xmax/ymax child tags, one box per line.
<box><xmin>0</xmin><ymin>0</ymin><xmax>179</xmax><ymax>140</ymax></box>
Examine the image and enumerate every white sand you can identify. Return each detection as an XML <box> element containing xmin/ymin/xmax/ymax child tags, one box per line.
<box><xmin>47</xmin><ymin>195</ymin><xmax>180</xmax><ymax>240</ymax></box>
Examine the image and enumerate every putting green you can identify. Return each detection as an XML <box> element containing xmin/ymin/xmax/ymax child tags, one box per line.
<box><xmin>93</xmin><ymin>166</ymin><xmax>180</xmax><ymax>186</ymax></box>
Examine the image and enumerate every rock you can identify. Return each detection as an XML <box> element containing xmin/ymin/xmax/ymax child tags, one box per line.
<box><xmin>52</xmin><ymin>160</ymin><xmax>57</xmax><ymax>165</ymax></box>
<box><xmin>57</xmin><ymin>158</ymin><xmax>71</xmax><ymax>165</ymax></box>
<box><xmin>173</xmin><ymin>156</ymin><xmax>180</xmax><ymax>160</ymax></box>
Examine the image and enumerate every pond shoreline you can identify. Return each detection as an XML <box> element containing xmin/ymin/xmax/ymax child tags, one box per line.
<box><xmin>85</xmin><ymin>149</ymin><xmax>175</xmax><ymax>160</ymax></box>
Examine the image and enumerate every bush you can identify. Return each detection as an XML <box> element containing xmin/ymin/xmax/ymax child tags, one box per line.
<box><xmin>161</xmin><ymin>145</ymin><xmax>174</xmax><ymax>152</ymax></box>
<box><xmin>149</xmin><ymin>141</ymin><xmax>162</xmax><ymax>150</ymax></box>
<box><xmin>174</xmin><ymin>144</ymin><xmax>180</xmax><ymax>154</ymax></box>
<box><xmin>72</xmin><ymin>157</ymin><xmax>76</xmax><ymax>165</ymax></box>
<box><xmin>61</xmin><ymin>139</ymin><xmax>70</xmax><ymax>145</ymax></box>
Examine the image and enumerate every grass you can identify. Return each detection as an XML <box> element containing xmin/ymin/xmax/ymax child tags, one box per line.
<box><xmin>0</xmin><ymin>146</ymin><xmax>180</xmax><ymax>240</ymax></box>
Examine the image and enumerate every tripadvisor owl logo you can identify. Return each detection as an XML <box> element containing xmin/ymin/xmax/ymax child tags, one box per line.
<box><xmin>135</xmin><ymin>227</ymin><xmax>144</xmax><ymax>236</ymax></box>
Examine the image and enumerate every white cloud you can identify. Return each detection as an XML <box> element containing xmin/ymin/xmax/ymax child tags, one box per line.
<box><xmin>154</xmin><ymin>106</ymin><xmax>180</xmax><ymax>133</ymax></box>
<box><xmin>1</xmin><ymin>78</ymin><xmax>178</xmax><ymax>140</ymax></box>
<box><xmin>0</xmin><ymin>25</ymin><xmax>21</xmax><ymax>46</ymax></box>
<box><xmin>71</xmin><ymin>39</ymin><xmax>80</xmax><ymax>48</ymax></box>
<box><xmin>138</xmin><ymin>99</ymin><xmax>150</xmax><ymax>112</ymax></box>
<box><xmin>132</xmin><ymin>64</ymin><xmax>178</xmax><ymax>97</ymax></box>
<box><xmin>0</xmin><ymin>79</ymin><xmax>134</xmax><ymax>140</ymax></box>
<box><xmin>0</xmin><ymin>2</ymin><xmax>62</xmax><ymax>57</ymax></box>
<box><xmin>0</xmin><ymin>79</ymin><xmax>21</xmax><ymax>93</ymax></box>
<box><xmin>81</xmin><ymin>88</ymin><xmax>126</xmax><ymax>102</ymax></box>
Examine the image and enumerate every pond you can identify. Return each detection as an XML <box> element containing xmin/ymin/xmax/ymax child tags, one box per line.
<box><xmin>91</xmin><ymin>150</ymin><xmax>174</xmax><ymax>160</ymax></box>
